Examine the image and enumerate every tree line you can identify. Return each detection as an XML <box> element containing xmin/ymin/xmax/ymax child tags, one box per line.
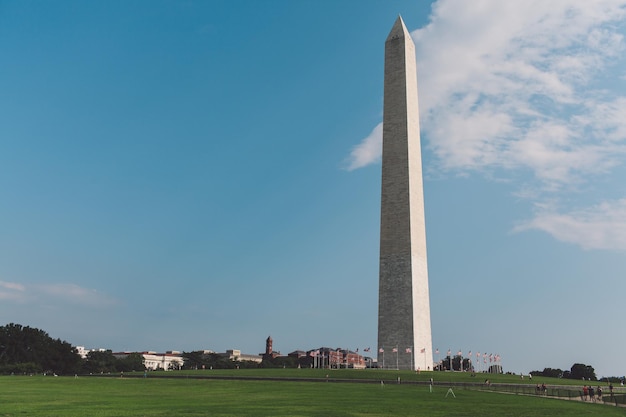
<box><xmin>0</xmin><ymin>323</ymin><xmax>80</xmax><ymax>374</ymax></box>
<box><xmin>0</xmin><ymin>323</ymin><xmax>309</xmax><ymax>375</ymax></box>
<box><xmin>0</xmin><ymin>323</ymin><xmax>145</xmax><ymax>375</ymax></box>
<box><xmin>5</xmin><ymin>323</ymin><xmax>615</xmax><ymax>380</ymax></box>
<box><xmin>530</xmin><ymin>364</ymin><xmax>597</xmax><ymax>381</ymax></box>
<box><xmin>181</xmin><ymin>351</ymin><xmax>310</xmax><ymax>370</ymax></box>
<box><xmin>436</xmin><ymin>355</ymin><xmax>501</xmax><ymax>374</ymax></box>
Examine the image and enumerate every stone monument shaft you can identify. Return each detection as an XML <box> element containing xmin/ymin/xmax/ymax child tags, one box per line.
<box><xmin>377</xmin><ymin>16</ymin><xmax>433</xmax><ymax>371</ymax></box>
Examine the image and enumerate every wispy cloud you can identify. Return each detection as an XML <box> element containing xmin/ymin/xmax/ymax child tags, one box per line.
<box><xmin>347</xmin><ymin>0</ymin><xmax>626</xmax><ymax>251</ymax></box>
<box><xmin>0</xmin><ymin>280</ymin><xmax>26</xmax><ymax>301</ymax></box>
<box><xmin>343</xmin><ymin>123</ymin><xmax>382</xmax><ymax>171</ymax></box>
<box><xmin>0</xmin><ymin>280</ymin><xmax>26</xmax><ymax>291</ymax></box>
<box><xmin>0</xmin><ymin>280</ymin><xmax>117</xmax><ymax>307</ymax></box>
<box><xmin>37</xmin><ymin>283</ymin><xmax>118</xmax><ymax>307</ymax></box>
<box><xmin>514</xmin><ymin>198</ymin><xmax>626</xmax><ymax>251</ymax></box>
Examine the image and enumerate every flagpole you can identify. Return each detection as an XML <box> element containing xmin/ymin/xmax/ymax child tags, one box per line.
<box><xmin>396</xmin><ymin>345</ymin><xmax>399</xmax><ymax>370</ymax></box>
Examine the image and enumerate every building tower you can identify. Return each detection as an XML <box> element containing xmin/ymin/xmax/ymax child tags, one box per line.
<box><xmin>265</xmin><ymin>336</ymin><xmax>273</xmax><ymax>357</ymax></box>
<box><xmin>377</xmin><ymin>16</ymin><xmax>433</xmax><ymax>371</ymax></box>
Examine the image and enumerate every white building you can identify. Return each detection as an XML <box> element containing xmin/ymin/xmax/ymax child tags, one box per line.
<box><xmin>75</xmin><ymin>346</ymin><xmax>106</xmax><ymax>359</ymax></box>
<box><xmin>113</xmin><ymin>351</ymin><xmax>184</xmax><ymax>371</ymax></box>
<box><xmin>219</xmin><ymin>349</ymin><xmax>263</xmax><ymax>364</ymax></box>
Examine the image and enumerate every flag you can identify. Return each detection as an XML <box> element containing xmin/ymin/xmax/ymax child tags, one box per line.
<box><xmin>379</xmin><ymin>348</ymin><xmax>384</xmax><ymax>353</ymax></box>
<box><xmin>392</xmin><ymin>347</ymin><xmax>398</xmax><ymax>353</ymax></box>
<box><xmin>420</xmin><ymin>348</ymin><xmax>425</xmax><ymax>353</ymax></box>
<box><xmin>405</xmin><ymin>348</ymin><xmax>411</xmax><ymax>353</ymax></box>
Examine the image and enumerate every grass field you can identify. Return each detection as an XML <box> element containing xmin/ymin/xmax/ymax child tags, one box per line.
<box><xmin>157</xmin><ymin>368</ymin><xmax>606</xmax><ymax>386</ymax></box>
<box><xmin>0</xmin><ymin>371</ymin><xmax>622</xmax><ymax>417</ymax></box>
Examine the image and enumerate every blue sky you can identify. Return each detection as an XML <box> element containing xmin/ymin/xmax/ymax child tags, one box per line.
<box><xmin>1</xmin><ymin>0</ymin><xmax>626</xmax><ymax>378</ymax></box>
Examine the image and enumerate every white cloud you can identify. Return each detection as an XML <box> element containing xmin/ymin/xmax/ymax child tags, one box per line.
<box><xmin>0</xmin><ymin>280</ymin><xmax>26</xmax><ymax>301</ymax></box>
<box><xmin>343</xmin><ymin>123</ymin><xmax>382</xmax><ymax>171</ymax></box>
<box><xmin>0</xmin><ymin>280</ymin><xmax>25</xmax><ymax>291</ymax></box>
<box><xmin>514</xmin><ymin>199</ymin><xmax>626</xmax><ymax>251</ymax></box>
<box><xmin>0</xmin><ymin>280</ymin><xmax>117</xmax><ymax>307</ymax></box>
<box><xmin>36</xmin><ymin>283</ymin><xmax>117</xmax><ymax>307</ymax></box>
<box><xmin>414</xmin><ymin>0</ymin><xmax>626</xmax><ymax>185</ymax></box>
<box><xmin>347</xmin><ymin>0</ymin><xmax>626</xmax><ymax>250</ymax></box>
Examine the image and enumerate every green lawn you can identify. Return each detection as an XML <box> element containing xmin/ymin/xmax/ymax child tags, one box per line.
<box><xmin>0</xmin><ymin>373</ymin><xmax>622</xmax><ymax>416</ymax></box>
<box><xmin>142</xmin><ymin>367</ymin><xmax>620</xmax><ymax>388</ymax></box>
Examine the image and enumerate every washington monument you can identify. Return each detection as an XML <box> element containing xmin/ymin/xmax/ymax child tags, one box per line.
<box><xmin>377</xmin><ymin>16</ymin><xmax>433</xmax><ymax>371</ymax></box>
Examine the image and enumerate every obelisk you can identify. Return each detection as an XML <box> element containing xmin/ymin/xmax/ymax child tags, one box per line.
<box><xmin>377</xmin><ymin>16</ymin><xmax>432</xmax><ymax>371</ymax></box>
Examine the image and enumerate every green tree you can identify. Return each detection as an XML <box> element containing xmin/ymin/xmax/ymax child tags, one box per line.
<box><xmin>181</xmin><ymin>351</ymin><xmax>246</xmax><ymax>370</ymax></box>
<box><xmin>182</xmin><ymin>351</ymin><xmax>207</xmax><ymax>369</ymax></box>
<box><xmin>260</xmin><ymin>355</ymin><xmax>296</xmax><ymax>368</ymax></box>
<box><xmin>297</xmin><ymin>355</ymin><xmax>313</xmax><ymax>369</ymax></box>
<box><xmin>82</xmin><ymin>350</ymin><xmax>118</xmax><ymax>374</ymax></box>
<box><xmin>438</xmin><ymin>356</ymin><xmax>447</xmax><ymax>371</ymax></box>
<box><xmin>530</xmin><ymin>368</ymin><xmax>563</xmax><ymax>378</ymax></box>
<box><xmin>440</xmin><ymin>355</ymin><xmax>466</xmax><ymax>371</ymax></box>
<box><xmin>0</xmin><ymin>323</ymin><xmax>81</xmax><ymax>375</ymax></box>
<box><xmin>117</xmin><ymin>353</ymin><xmax>145</xmax><ymax>372</ymax></box>
<box><xmin>569</xmin><ymin>363</ymin><xmax>596</xmax><ymax>381</ymax></box>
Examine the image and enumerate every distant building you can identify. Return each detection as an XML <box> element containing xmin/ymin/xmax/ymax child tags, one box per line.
<box><xmin>112</xmin><ymin>351</ymin><xmax>184</xmax><ymax>371</ymax></box>
<box><xmin>309</xmin><ymin>347</ymin><xmax>365</xmax><ymax>369</ymax></box>
<box><xmin>288</xmin><ymin>350</ymin><xmax>307</xmax><ymax>359</ymax></box>
<box><xmin>341</xmin><ymin>349</ymin><xmax>366</xmax><ymax>369</ymax></box>
<box><xmin>218</xmin><ymin>349</ymin><xmax>262</xmax><ymax>364</ymax></box>
<box><xmin>75</xmin><ymin>346</ymin><xmax>107</xmax><ymax>359</ymax></box>
<box><xmin>261</xmin><ymin>336</ymin><xmax>280</xmax><ymax>359</ymax></box>
<box><xmin>75</xmin><ymin>346</ymin><xmax>88</xmax><ymax>358</ymax></box>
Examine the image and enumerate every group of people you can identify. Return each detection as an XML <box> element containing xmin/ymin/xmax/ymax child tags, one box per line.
<box><xmin>581</xmin><ymin>385</ymin><xmax>603</xmax><ymax>401</ymax></box>
<box><xmin>535</xmin><ymin>383</ymin><xmax>547</xmax><ymax>394</ymax></box>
